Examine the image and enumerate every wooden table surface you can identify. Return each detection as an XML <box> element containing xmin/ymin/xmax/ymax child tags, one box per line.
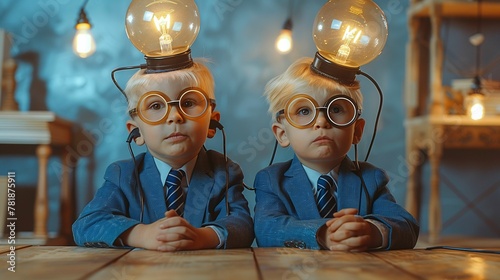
<box><xmin>1</xmin><ymin>246</ymin><xmax>499</xmax><ymax>279</ymax></box>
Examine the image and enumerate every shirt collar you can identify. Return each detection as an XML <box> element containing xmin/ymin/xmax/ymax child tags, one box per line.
<box><xmin>302</xmin><ymin>164</ymin><xmax>339</xmax><ymax>189</ymax></box>
<box><xmin>153</xmin><ymin>156</ymin><xmax>198</xmax><ymax>185</ymax></box>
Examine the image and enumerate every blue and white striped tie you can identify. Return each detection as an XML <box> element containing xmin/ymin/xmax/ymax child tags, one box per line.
<box><xmin>317</xmin><ymin>175</ymin><xmax>337</xmax><ymax>218</ymax></box>
<box><xmin>165</xmin><ymin>169</ymin><xmax>185</xmax><ymax>216</ymax></box>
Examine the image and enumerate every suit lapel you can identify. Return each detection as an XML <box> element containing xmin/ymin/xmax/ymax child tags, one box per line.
<box><xmin>284</xmin><ymin>156</ymin><xmax>322</xmax><ymax>220</ymax></box>
<box><xmin>337</xmin><ymin>157</ymin><xmax>365</xmax><ymax>214</ymax></box>
<box><xmin>184</xmin><ymin>149</ymin><xmax>213</xmax><ymax>227</ymax></box>
<box><xmin>141</xmin><ymin>152</ymin><xmax>168</xmax><ymax>222</ymax></box>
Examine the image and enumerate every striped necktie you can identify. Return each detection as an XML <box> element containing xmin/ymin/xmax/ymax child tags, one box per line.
<box><xmin>165</xmin><ymin>169</ymin><xmax>185</xmax><ymax>216</ymax></box>
<box><xmin>317</xmin><ymin>175</ymin><xmax>337</xmax><ymax>218</ymax></box>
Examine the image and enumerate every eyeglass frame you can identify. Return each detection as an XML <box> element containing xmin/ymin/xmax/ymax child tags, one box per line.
<box><xmin>276</xmin><ymin>94</ymin><xmax>362</xmax><ymax>129</ymax></box>
<box><xmin>128</xmin><ymin>87</ymin><xmax>216</xmax><ymax>125</ymax></box>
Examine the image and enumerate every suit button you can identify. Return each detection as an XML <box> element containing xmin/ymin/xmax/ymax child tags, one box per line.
<box><xmin>284</xmin><ymin>240</ymin><xmax>306</xmax><ymax>249</ymax></box>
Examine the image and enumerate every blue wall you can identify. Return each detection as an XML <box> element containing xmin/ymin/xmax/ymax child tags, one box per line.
<box><xmin>0</xmin><ymin>0</ymin><xmax>499</xmax><ymax>239</ymax></box>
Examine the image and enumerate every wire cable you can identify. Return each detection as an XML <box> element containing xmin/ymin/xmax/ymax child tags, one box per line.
<box><xmin>357</xmin><ymin>70</ymin><xmax>383</xmax><ymax>162</ymax></box>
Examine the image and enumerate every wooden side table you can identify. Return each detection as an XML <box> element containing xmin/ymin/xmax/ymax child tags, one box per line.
<box><xmin>0</xmin><ymin>111</ymin><xmax>76</xmax><ymax>244</ymax></box>
<box><xmin>405</xmin><ymin>115</ymin><xmax>500</xmax><ymax>243</ymax></box>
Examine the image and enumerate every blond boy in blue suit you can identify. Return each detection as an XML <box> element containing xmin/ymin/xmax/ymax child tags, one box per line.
<box><xmin>73</xmin><ymin>61</ymin><xmax>254</xmax><ymax>251</ymax></box>
<box><xmin>254</xmin><ymin>58</ymin><xmax>419</xmax><ymax>251</ymax></box>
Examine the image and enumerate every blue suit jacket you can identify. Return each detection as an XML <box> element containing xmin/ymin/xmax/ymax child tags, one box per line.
<box><xmin>73</xmin><ymin>149</ymin><xmax>254</xmax><ymax>248</ymax></box>
<box><xmin>254</xmin><ymin>156</ymin><xmax>419</xmax><ymax>250</ymax></box>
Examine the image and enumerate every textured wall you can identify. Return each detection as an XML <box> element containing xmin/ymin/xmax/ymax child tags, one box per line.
<box><xmin>0</xmin><ymin>0</ymin><xmax>499</xmax><ymax>239</ymax></box>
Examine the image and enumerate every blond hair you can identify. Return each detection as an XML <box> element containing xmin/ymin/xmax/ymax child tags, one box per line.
<box><xmin>264</xmin><ymin>57</ymin><xmax>363</xmax><ymax>117</ymax></box>
<box><xmin>124</xmin><ymin>60</ymin><xmax>215</xmax><ymax>111</ymax></box>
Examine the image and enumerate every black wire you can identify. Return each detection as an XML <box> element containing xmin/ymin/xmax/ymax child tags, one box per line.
<box><xmin>357</xmin><ymin>70</ymin><xmax>383</xmax><ymax>162</ymax></box>
<box><xmin>127</xmin><ymin>140</ymin><xmax>144</xmax><ymax>223</ymax></box>
<box><xmin>268</xmin><ymin>140</ymin><xmax>279</xmax><ymax>166</ymax></box>
<box><xmin>220</xmin><ymin>127</ymin><xmax>231</xmax><ymax>216</ymax></box>
<box><xmin>475</xmin><ymin>0</ymin><xmax>482</xmax><ymax>77</ymax></box>
<box><xmin>82</xmin><ymin>0</ymin><xmax>90</xmax><ymax>8</ymax></box>
<box><xmin>111</xmin><ymin>65</ymin><xmax>146</xmax><ymax>102</ymax></box>
<box><xmin>426</xmin><ymin>246</ymin><xmax>500</xmax><ymax>255</ymax></box>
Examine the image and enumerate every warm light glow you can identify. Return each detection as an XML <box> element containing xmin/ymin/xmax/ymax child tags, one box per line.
<box><xmin>125</xmin><ymin>0</ymin><xmax>200</xmax><ymax>57</ymax></box>
<box><xmin>73</xmin><ymin>22</ymin><xmax>96</xmax><ymax>58</ymax></box>
<box><xmin>470</xmin><ymin>103</ymin><xmax>485</xmax><ymax>120</ymax></box>
<box><xmin>313</xmin><ymin>0</ymin><xmax>388</xmax><ymax>68</ymax></box>
<box><xmin>466</xmin><ymin>93</ymin><xmax>485</xmax><ymax>120</ymax></box>
<box><xmin>276</xmin><ymin>29</ymin><xmax>292</xmax><ymax>54</ymax></box>
<box><xmin>465</xmin><ymin>257</ymin><xmax>486</xmax><ymax>278</ymax></box>
<box><xmin>154</xmin><ymin>14</ymin><xmax>174</xmax><ymax>54</ymax></box>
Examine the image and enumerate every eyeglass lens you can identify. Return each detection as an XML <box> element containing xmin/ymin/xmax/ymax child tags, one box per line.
<box><xmin>138</xmin><ymin>90</ymin><xmax>208</xmax><ymax>123</ymax></box>
<box><xmin>286</xmin><ymin>96</ymin><xmax>357</xmax><ymax>127</ymax></box>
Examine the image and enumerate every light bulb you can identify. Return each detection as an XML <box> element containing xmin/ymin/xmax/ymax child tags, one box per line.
<box><xmin>466</xmin><ymin>77</ymin><xmax>485</xmax><ymax>120</ymax></box>
<box><xmin>310</xmin><ymin>0</ymin><xmax>388</xmax><ymax>84</ymax></box>
<box><xmin>73</xmin><ymin>9</ymin><xmax>96</xmax><ymax>58</ymax></box>
<box><xmin>466</xmin><ymin>92</ymin><xmax>485</xmax><ymax>120</ymax></box>
<box><xmin>469</xmin><ymin>101</ymin><xmax>484</xmax><ymax>120</ymax></box>
<box><xmin>276</xmin><ymin>29</ymin><xmax>292</xmax><ymax>53</ymax></box>
<box><xmin>276</xmin><ymin>18</ymin><xmax>293</xmax><ymax>54</ymax></box>
<box><xmin>125</xmin><ymin>0</ymin><xmax>200</xmax><ymax>58</ymax></box>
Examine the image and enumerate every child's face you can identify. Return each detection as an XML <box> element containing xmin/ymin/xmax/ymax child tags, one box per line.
<box><xmin>272</xmin><ymin>91</ymin><xmax>365</xmax><ymax>173</ymax></box>
<box><xmin>127</xmin><ymin>78</ymin><xmax>219</xmax><ymax>168</ymax></box>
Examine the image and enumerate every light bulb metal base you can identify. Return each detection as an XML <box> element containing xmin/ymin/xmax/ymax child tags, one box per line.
<box><xmin>310</xmin><ymin>52</ymin><xmax>359</xmax><ymax>85</ymax></box>
<box><xmin>145</xmin><ymin>49</ymin><xmax>193</xmax><ymax>74</ymax></box>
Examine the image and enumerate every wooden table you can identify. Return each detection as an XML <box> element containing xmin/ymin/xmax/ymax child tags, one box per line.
<box><xmin>1</xmin><ymin>246</ymin><xmax>499</xmax><ymax>279</ymax></box>
<box><xmin>0</xmin><ymin>111</ymin><xmax>77</xmax><ymax>244</ymax></box>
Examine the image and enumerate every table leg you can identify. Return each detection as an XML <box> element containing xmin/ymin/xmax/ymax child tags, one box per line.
<box><xmin>405</xmin><ymin>128</ymin><xmax>422</xmax><ymax>220</ymax></box>
<box><xmin>59</xmin><ymin>148</ymin><xmax>74</xmax><ymax>240</ymax></box>
<box><xmin>35</xmin><ymin>144</ymin><xmax>51</xmax><ymax>238</ymax></box>
<box><xmin>428</xmin><ymin>133</ymin><xmax>443</xmax><ymax>243</ymax></box>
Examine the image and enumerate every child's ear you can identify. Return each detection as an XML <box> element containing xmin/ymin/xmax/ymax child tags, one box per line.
<box><xmin>352</xmin><ymin>118</ymin><xmax>365</xmax><ymax>144</ymax></box>
<box><xmin>126</xmin><ymin>120</ymin><xmax>145</xmax><ymax>146</ymax></box>
<box><xmin>207</xmin><ymin>111</ymin><xmax>221</xmax><ymax>139</ymax></box>
<box><xmin>272</xmin><ymin>122</ymin><xmax>290</xmax><ymax>147</ymax></box>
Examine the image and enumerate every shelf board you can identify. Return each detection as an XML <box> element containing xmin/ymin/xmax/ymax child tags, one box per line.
<box><xmin>405</xmin><ymin>114</ymin><xmax>500</xmax><ymax>126</ymax></box>
<box><xmin>410</xmin><ymin>0</ymin><xmax>500</xmax><ymax>18</ymax></box>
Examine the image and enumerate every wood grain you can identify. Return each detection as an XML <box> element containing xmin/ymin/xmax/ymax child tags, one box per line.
<box><xmin>373</xmin><ymin>249</ymin><xmax>500</xmax><ymax>280</ymax></box>
<box><xmin>87</xmin><ymin>248</ymin><xmax>258</xmax><ymax>280</ymax></box>
<box><xmin>0</xmin><ymin>246</ymin><xmax>130</xmax><ymax>280</ymax></box>
<box><xmin>253</xmin><ymin>247</ymin><xmax>418</xmax><ymax>280</ymax></box>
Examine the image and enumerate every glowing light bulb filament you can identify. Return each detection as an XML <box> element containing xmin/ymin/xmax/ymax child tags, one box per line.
<box><xmin>336</xmin><ymin>26</ymin><xmax>362</xmax><ymax>63</ymax></box>
<box><xmin>470</xmin><ymin>103</ymin><xmax>484</xmax><ymax>120</ymax></box>
<box><xmin>154</xmin><ymin>14</ymin><xmax>173</xmax><ymax>54</ymax></box>
<box><xmin>73</xmin><ymin>22</ymin><xmax>96</xmax><ymax>58</ymax></box>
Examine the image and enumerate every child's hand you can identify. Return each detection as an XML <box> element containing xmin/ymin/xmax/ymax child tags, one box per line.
<box><xmin>323</xmin><ymin>208</ymin><xmax>381</xmax><ymax>252</ymax></box>
<box><xmin>119</xmin><ymin>216</ymin><xmax>172</xmax><ymax>250</ymax></box>
<box><xmin>155</xmin><ymin>210</ymin><xmax>219</xmax><ymax>252</ymax></box>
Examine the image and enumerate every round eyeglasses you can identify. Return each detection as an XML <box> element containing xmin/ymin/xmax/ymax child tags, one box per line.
<box><xmin>129</xmin><ymin>87</ymin><xmax>216</xmax><ymax>125</ymax></box>
<box><xmin>276</xmin><ymin>94</ymin><xmax>361</xmax><ymax>129</ymax></box>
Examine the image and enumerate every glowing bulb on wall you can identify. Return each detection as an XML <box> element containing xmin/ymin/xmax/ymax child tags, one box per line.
<box><xmin>73</xmin><ymin>8</ymin><xmax>95</xmax><ymax>58</ymax></box>
<box><xmin>276</xmin><ymin>18</ymin><xmax>293</xmax><ymax>54</ymax></box>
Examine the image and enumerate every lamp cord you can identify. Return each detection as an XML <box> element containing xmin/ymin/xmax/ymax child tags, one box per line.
<box><xmin>80</xmin><ymin>0</ymin><xmax>90</xmax><ymax>12</ymax></box>
<box><xmin>475</xmin><ymin>0</ymin><xmax>482</xmax><ymax>78</ymax></box>
<box><xmin>357</xmin><ymin>70</ymin><xmax>383</xmax><ymax>162</ymax></box>
<box><xmin>111</xmin><ymin>65</ymin><xmax>147</xmax><ymax>102</ymax></box>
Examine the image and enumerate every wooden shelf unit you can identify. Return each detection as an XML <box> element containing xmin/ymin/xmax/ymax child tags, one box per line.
<box><xmin>404</xmin><ymin>0</ymin><xmax>500</xmax><ymax>243</ymax></box>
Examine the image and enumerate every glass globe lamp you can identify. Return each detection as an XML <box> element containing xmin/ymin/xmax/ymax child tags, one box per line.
<box><xmin>73</xmin><ymin>8</ymin><xmax>96</xmax><ymax>58</ymax></box>
<box><xmin>125</xmin><ymin>0</ymin><xmax>200</xmax><ymax>73</ymax></box>
<box><xmin>465</xmin><ymin>77</ymin><xmax>485</xmax><ymax>120</ymax></box>
<box><xmin>310</xmin><ymin>0</ymin><xmax>388</xmax><ymax>84</ymax></box>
